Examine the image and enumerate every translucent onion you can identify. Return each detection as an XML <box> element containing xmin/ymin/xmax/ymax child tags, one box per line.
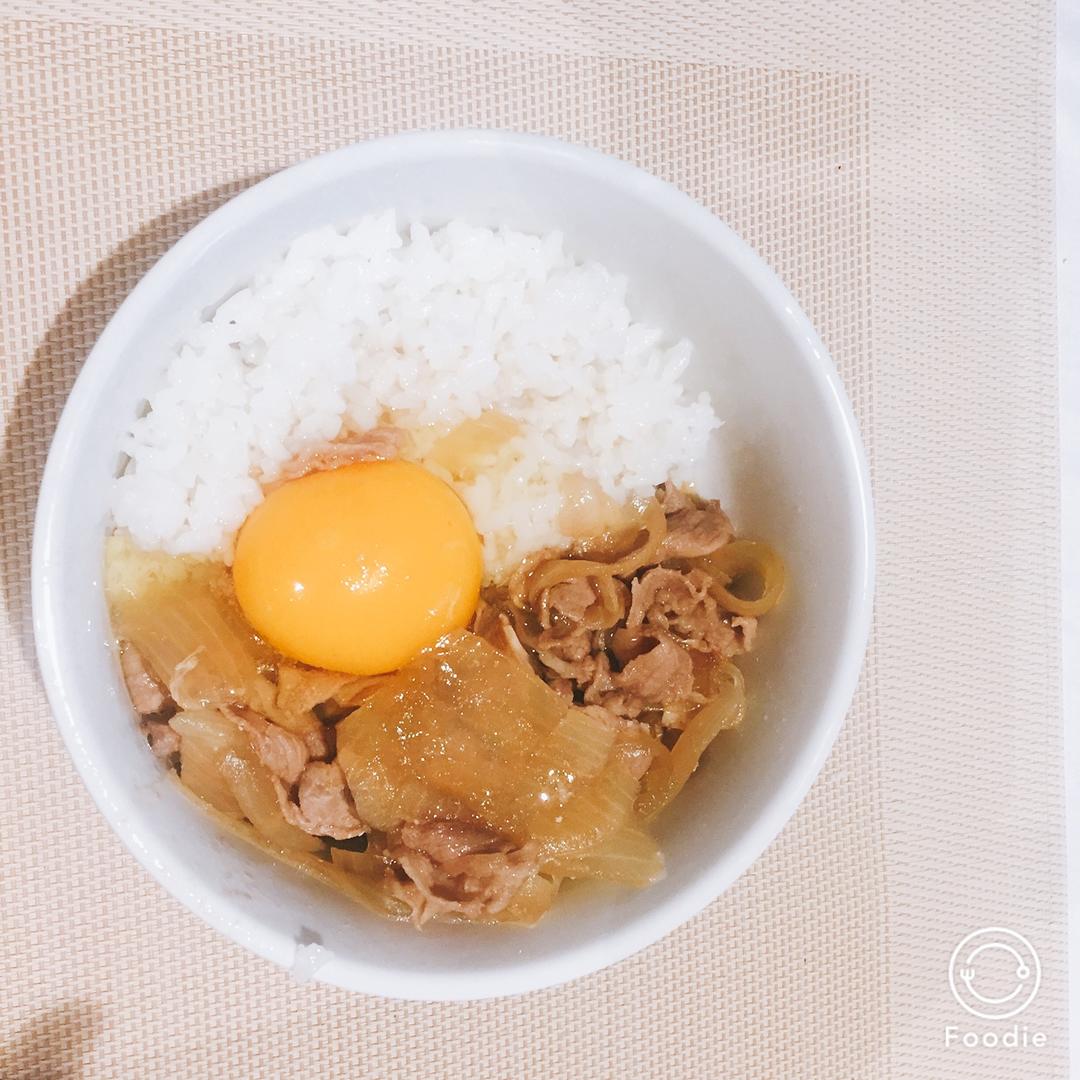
<box><xmin>508</xmin><ymin>497</ymin><xmax>667</xmax><ymax>610</ymax></box>
<box><xmin>219</xmin><ymin>748</ymin><xmax>323</xmax><ymax>853</ymax></box>
<box><xmin>340</xmin><ymin>739</ymin><xmax>439</xmax><ymax>832</ymax></box>
<box><xmin>532</xmin><ymin>759</ymin><xmax>640</xmax><ymax>856</ymax></box>
<box><xmin>170</xmin><ymin>709</ymin><xmax>244</xmax><ymax>817</ymax></box>
<box><xmin>276</xmin><ymin>663</ymin><xmax>356</xmax><ymax>714</ymax></box>
<box><xmin>171</xmin><ymin>709</ymin><xmax>323</xmax><ymax>852</ymax></box>
<box><xmin>556</xmin><ymin>475</ymin><xmax>638</xmax><ymax>541</ymax></box>
<box><xmin>337</xmin><ymin>632</ymin><xmax>569</xmax><ymax>835</ymax></box>
<box><xmin>544</xmin><ymin>825</ymin><xmax>664</xmax><ymax>887</ymax></box>
<box><xmin>425</xmin><ymin>412</ymin><xmax>520</xmax><ymax>482</ymax></box>
<box><xmin>572</xmin><ymin>495</ymin><xmax>667</xmax><ymax>567</ymax></box>
<box><xmin>108</xmin><ymin>546</ymin><xmax>278</xmax><ymax>714</ymax></box>
<box><xmin>327</xmin><ymin>848</ymin><xmax>411</xmax><ymax>918</ymax></box>
<box><xmin>168</xmin><ymin>775</ymin><xmax>404</xmax><ymax>917</ymax></box>
<box><xmin>638</xmin><ymin>660</ymin><xmax>745</xmax><ymax>818</ymax></box>
<box><xmin>543</xmin><ymin>707</ymin><xmax>618</xmax><ymax>781</ymax></box>
<box><xmin>693</xmin><ymin>540</ymin><xmax>786</xmax><ymax>617</ymax></box>
<box><xmin>484</xmin><ymin>872</ymin><xmax>560</xmax><ymax>925</ymax></box>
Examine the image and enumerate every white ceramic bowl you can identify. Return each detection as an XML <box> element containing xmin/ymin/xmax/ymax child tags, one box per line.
<box><xmin>33</xmin><ymin>130</ymin><xmax>873</xmax><ymax>1000</ymax></box>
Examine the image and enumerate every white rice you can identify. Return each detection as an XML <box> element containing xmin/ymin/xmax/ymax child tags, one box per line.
<box><xmin>112</xmin><ymin>212</ymin><xmax>721</xmax><ymax>577</ymax></box>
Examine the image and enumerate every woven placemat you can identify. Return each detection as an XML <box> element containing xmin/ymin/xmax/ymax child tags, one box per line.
<box><xmin>0</xmin><ymin>4</ymin><xmax>1061</xmax><ymax>1077</ymax></box>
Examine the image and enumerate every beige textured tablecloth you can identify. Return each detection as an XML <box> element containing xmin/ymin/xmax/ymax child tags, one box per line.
<box><xmin>0</xmin><ymin>3</ymin><xmax>1063</xmax><ymax>1078</ymax></box>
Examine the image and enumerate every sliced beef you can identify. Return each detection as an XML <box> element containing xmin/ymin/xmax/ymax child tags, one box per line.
<box><xmin>141</xmin><ymin>718</ymin><xmax>180</xmax><ymax>760</ymax></box>
<box><xmin>581</xmin><ymin>653</ymin><xmax>615</xmax><ymax>706</ymax></box>
<box><xmin>548</xmin><ymin>677</ymin><xmax>575</xmax><ymax>702</ymax></box>
<box><xmin>656</xmin><ymin>492</ymin><xmax>733</xmax><ymax>560</ymax></box>
<box><xmin>602</xmin><ymin>633</ymin><xmax>695</xmax><ymax>718</ymax></box>
<box><xmin>627</xmin><ymin>567</ymin><xmax>739</xmax><ymax>656</ymax></box>
<box><xmin>627</xmin><ymin>567</ymin><xmax>707</xmax><ymax>628</ymax></box>
<box><xmin>534</xmin><ymin>626</ymin><xmax>638</xmax><ymax>706</ymax></box>
<box><xmin>120</xmin><ymin>642</ymin><xmax>169</xmax><ymax>716</ymax></box>
<box><xmin>277</xmin><ymin>761</ymin><xmax>365</xmax><ymax>840</ymax></box>
<box><xmin>252</xmin><ymin>696</ymin><xmax>332</xmax><ymax>759</ymax></box>
<box><xmin>389</xmin><ymin>821</ymin><xmax>539</xmax><ymax>926</ymax></box>
<box><xmin>614</xmin><ymin>739</ymin><xmax>655</xmax><ymax>780</ymax></box>
<box><xmin>534</xmin><ymin>624</ymin><xmax>596</xmax><ymax>680</ymax></box>
<box><xmin>538</xmin><ymin>575</ymin><xmax>628</xmax><ymax>631</ymax></box>
<box><xmin>542</xmin><ymin>577</ymin><xmax>597</xmax><ymax>625</ymax></box>
<box><xmin>271</xmin><ymin>425</ymin><xmax>406</xmax><ymax>486</ymax></box>
<box><xmin>229</xmin><ymin>709</ymin><xmax>310</xmax><ymax>786</ymax></box>
<box><xmin>470</xmin><ymin>486</ymin><xmax>756</xmax><ymax>729</ymax></box>
<box><xmin>399</xmin><ymin>820</ymin><xmax>506</xmax><ymax>863</ymax></box>
<box><xmin>656</xmin><ymin>483</ymin><xmax>694</xmax><ymax>514</ymax></box>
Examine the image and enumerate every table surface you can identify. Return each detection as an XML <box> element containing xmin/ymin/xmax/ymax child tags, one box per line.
<box><xmin>0</xmin><ymin>4</ymin><xmax>1064</xmax><ymax>1077</ymax></box>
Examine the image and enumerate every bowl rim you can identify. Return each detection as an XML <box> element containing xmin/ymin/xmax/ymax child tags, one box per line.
<box><xmin>31</xmin><ymin>128</ymin><xmax>875</xmax><ymax>1001</ymax></box>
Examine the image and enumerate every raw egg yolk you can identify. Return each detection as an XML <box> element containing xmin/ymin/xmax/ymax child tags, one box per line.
<box><xmin>233</xmin><ymin>460</ymin><xmax>483</xmax><ymax>675</ymax></box>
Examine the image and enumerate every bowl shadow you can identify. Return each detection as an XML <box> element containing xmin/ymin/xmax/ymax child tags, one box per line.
<box><xmin>2</xmin><ymin>175</ymin><xmax>269</xmax><ymax>670</ymax></box>
<box><xmin>0</xmin><ymin>1000</ymin><xmax>104</xmax><ymax>1079</ymax></box>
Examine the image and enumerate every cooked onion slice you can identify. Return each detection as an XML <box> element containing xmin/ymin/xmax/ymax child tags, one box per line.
<box><xmin>220</xmin><ymin>748</ymin><xmax>323</xmax><ymax>853</ymax></box>
<box><xmin>544</xmin><ymin>825</ymin><xmax>664</xmax><ymax>887</ymax></box>
<box><xmin>694</xmin><ymin>539</ymin><xmax>786</xmax><ymax>617</ymax></box>
<box><xmin>638</xmin><ymin>660</ymin><xmax>744</xmax><ymax>817</ymax></box>
<box><xmin>508</xmin><ymin>496</ymin><xmax>667</xmax><ymax>610</ymax></box>
<box><xmin>170</xmin><ymin>709</ymin><xmax>244</xmax><ymax>817</ymax></box>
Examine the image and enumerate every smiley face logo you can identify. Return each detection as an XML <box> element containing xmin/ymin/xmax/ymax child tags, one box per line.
<box><xmin>949</xmin><ymin>928</ymin><xmax>1041</xmax><ymax>1020</ymax></box>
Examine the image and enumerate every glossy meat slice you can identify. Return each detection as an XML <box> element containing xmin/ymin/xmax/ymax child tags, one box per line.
<box><xmin>543</xmin><ymin>577</ymin><xmax>599</xmax><ymax>624</ymax></box>
<box><xmin>389</xmin><ymin>820</ymin><xmax>539</xmax><ymax>925</ymax></box>
<box><xmin>655</xmin><ymin>483</ymin><xmax>733</xmax><ymax>560</ymax></box>
<box><xmin>278</xmin><ymin>761</ymin><xmax>366</xmax><ymax>840</ymax></box>
<box><xmin>120</xmin><ymin>642</ymin><xmax>168</xmax><ymax>716</ymax></box>
<box><xmin>593</xmin><ymin>632</ymin><xmax>695</xmax><ymax>719</ymax></box>
<box><xmin>230</xmin><ymin>708</ymin><xmax>312</xmax><ymax>786</ymax></box>
<box><xmin>627</xmin><ymin>567</ymin><xmax>740</xmax><ymax>656</ymax></box>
